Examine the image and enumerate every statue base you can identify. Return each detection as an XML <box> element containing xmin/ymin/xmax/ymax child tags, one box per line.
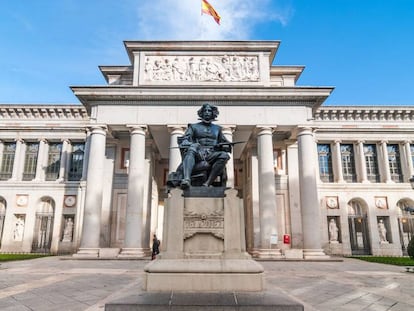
<box><xmin>143</xmin><ymin>188</ymin><xmax>264</xmax><ymax>292</ymax></box>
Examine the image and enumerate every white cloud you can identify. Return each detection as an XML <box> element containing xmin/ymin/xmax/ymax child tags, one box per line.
<box><xmin>133</xmin><ymin>0</ymin><xmax>293</xmax><ymax>40</ymax></box>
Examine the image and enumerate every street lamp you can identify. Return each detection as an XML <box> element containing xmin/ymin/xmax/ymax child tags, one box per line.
<box><xmin>410</xmin><ymin>176</ymin><xmax>414</xmax><ymax>190</ymax></box>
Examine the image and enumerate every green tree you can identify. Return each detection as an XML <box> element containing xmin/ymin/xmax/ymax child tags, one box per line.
<box><xmin>408</xmin><ymin>235</ymin><xmax>414</xmax><ymax>259</ymax></box>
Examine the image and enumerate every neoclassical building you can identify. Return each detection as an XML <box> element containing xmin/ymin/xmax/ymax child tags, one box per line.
<box><xmin>0</xmin><ymin>40</ymin><xmax>413</xmax><ymax>258</ymax></box>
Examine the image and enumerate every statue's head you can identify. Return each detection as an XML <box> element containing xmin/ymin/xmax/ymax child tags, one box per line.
<box><xmin>198</xmin><ymin>103</ymin><xmax>219</xmax><ymax>123</ymax></box>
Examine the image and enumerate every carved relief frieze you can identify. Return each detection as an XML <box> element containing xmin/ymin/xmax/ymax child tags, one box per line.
<box><xmin>143</xmin><ymin>55</ymin><xmax>260</xmax><ymax>83</ymax></box>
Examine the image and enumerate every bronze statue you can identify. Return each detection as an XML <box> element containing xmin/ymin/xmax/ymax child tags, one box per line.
<box><xmin>167</xmin><ymin>103</ymin><xmax>232</xmax><ymax>189</ymax></box>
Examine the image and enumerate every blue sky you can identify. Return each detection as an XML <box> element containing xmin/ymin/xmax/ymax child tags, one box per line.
<box><xmin>1</xmin><ymin>0</ymin><xmax>413</xmax><ymax>106</ymax></box>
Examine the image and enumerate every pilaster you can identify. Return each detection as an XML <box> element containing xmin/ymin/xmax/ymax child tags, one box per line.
<box><xmin>167</xmin><ymin>125</ymin><xmax>185</xmax><ymax>173</ymax></box>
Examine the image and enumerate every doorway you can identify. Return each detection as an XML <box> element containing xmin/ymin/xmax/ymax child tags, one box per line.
<box><xmin>32</xmin><ymin>197</ymin><xmax>55</xmax><ymax>253</ymax></box>
<box><xmin>348</xmin><ymin>199</ymin><xmax>371</xmax><ymax>255</ymax></box>
<box><xmin>397</xmin><ymin>200</ymin><xmax>414</xmax><ymax>255</ymax></box>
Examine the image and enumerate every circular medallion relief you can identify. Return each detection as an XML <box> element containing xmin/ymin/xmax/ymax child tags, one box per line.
<box><xmin>326</xmin><ymin>197</ymin><xmax>338</xmax><ymax>209</ymax></box>
<box><xmin>16</xmin><ymin>195</ymin><xmax>28</xmax><ymax>206</ymax></box>
<box><xmin>64</xmin><ymin>196</ymin><xmax>76</xmax><ymax>207</ymax></box>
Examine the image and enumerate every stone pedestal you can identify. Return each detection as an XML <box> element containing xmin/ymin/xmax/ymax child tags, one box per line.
<box><xmin>143</xmin><ymin>188</ymin><xmax>264</xmax><ymax>292</ymax></box>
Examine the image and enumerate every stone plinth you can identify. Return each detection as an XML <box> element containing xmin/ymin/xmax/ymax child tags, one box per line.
<box><xmin>143</xmin><ymin>188</ymin><xmax>264</xmax><ymax>292</ymax></box>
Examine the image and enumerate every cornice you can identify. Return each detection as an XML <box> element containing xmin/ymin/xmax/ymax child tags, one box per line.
<box><xmin>0</xmin><ymin>105</ymin><xmax>89</xmax><ymax>120</ymax></box>
<box><xmin>314</xmin><ymin>106</ymin><xmax>414</xmax><ymax>122</ymax></box>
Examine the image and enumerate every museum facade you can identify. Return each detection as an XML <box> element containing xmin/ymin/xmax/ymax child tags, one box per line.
<box><xmin>0</xmin><ymin>40</ymin><xmax>413</xmax><ymax>258</ymax></box>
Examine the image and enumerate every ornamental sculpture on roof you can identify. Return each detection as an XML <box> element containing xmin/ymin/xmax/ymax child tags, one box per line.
<box><xmin>144</xmin><ymin>55</ymin><xmax>259</xmax><ymax>82</ymax></box>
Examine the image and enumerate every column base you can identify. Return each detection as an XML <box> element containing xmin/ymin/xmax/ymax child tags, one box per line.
<box><xmin>118</xmin><ymin>248</ymin><xmax>150</xmax><ymax>259</ymax></box>
<box><xmin>251</xmin><ymin>248</ymin><xmax>283</xmax><ymax>259</ymax></box>
<box><xmin>72</xmin><ymin>248</ymin><xmax>100</xmax><ymax>259</ymax></box>
<box><xmin>303</xmin><ymin>249</ymin><xmax>330</xmax><ymax>260</ymax></box>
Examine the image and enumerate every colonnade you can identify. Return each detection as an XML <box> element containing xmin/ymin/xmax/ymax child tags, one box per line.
<box><xmin>76</xmin><ymin>124</ymin><xmax>328</xmax><ymax>259</ymax></box>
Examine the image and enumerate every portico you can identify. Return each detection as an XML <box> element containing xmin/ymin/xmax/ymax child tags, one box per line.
<box><xmin>70</xmin><ymin>40</ymin><xmax>333</xmax><ymax>259</ymax></box>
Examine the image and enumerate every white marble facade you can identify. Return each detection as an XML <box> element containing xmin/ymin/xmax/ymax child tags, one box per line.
<box><xmin>0</xmin><ymin>40</ymin><xmax>413</xmax><ymax>258</ymax></box>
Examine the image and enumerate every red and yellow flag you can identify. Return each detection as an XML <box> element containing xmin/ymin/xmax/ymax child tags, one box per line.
<box><xmin>201</xmin><ymin>0</ymin><xmax>221</xmax><ymax>25</ymax></box>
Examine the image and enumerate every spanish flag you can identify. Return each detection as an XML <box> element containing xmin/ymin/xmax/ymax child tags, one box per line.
<box><xmin>201</xmin><ymin>0</ymin><xmax>221</xmax><ymax>25</ymax></box>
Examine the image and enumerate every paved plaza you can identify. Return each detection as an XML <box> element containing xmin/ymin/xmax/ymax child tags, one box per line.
<box><xmin>0</xmin><ymin>256</ymin><xmax>413</xmax><ymax>310</ymax></box>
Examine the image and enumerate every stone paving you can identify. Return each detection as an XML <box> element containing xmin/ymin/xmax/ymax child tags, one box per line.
<box><xmin>0</xmin><ymin>256</ymin><xmax>413</xmax><ymax>310</ymax></box>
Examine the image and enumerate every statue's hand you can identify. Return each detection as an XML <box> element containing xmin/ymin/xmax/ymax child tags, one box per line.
<box><xmin>180</xmin><ymin>139</ymin><xmax>192</xmax><ymax>148</ymax></box>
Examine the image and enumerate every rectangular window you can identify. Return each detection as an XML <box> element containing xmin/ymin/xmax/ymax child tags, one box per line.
<box><xmin>0</xmin><ymin>142</ymin><xmax>16</xmax><ymax>180</ymax></box>
<box><xmin>68</xmin><ymin>143</ymin><xmax>85</xmax><ymax>181</ymax></box>
<box><xmin>364</xmin><ymin>144</ymin><xmax>380</xmax><ymax>182</ymax></box>
<box><xmin>341</xmin><ymin>144</ymin><xmax>356</xmax><ymax>182</ymax></box>
<box><xmin>45</xmin><ymin>143</ymin><xmax>62</xmax><ymax>181</ymax></box>
<box><xmin>23</xmin><ymin>142</ymin><xmax>39</xmax><ymax>181</ymax></box>
<box><xmin>317</xmin><ymin>144</ymin><xmax>333</xmax><ymax>182</ymax></box>
<box><xmin>387</xmin><ymin>144</ymin><xmax>402</xmax><ymax>182</ymax></box>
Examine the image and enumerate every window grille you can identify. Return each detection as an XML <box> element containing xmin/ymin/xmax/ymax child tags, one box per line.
<box><xmin>45</xmin><ymin>143</ymin><xmax>62</xmax><ymax>181</ymax></box>
<box><xmin>341</xmin><ymin>144</ymin><xmax>356</xmax><ymax>182</ymax></box>
<box><xmin>0</xmin><ymin>142</ymin><xmax>16</xmax><ymax>180</ymax></box>
<box><xmin>364</xmin><ymin>144</ymin><xmax>380</xmax><ymax>182</ymax></box>
<box><xmin>317</xmin><ymin>144</ymin><xmax>333</xmax><ymax>182</ymax></box>
<box><xmin>23</xmin><ymin>142</ymin><xmax>39</xmax><ymax>180</ymax></box>
<box><xmin>68</xmin><ymin>143</ymin><xmax>85</xmax><ymax>181</ymax></box>
<box><xmin>387</xmin><ymin>144</ymin><xmax>402</xmax><ymax>182</ymax></box>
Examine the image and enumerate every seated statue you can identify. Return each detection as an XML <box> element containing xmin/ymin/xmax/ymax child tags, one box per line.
<box><xmin>167</xmin><ymin>103</ymin><xmax>232</xmax><ymax>189</ymax></box>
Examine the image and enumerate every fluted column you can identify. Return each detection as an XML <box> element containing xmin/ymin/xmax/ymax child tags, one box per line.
<box><xmin>74</xmin><ymin>126</ymin><xmax>107</xmax><ymax>258</ymax></box>
<box><xmin>256</xmin><ymin>126</ymin><xmax>281</xmax><ymax>258</ymax></box>
<box><xmin>119</xmin><ymin>125</ymin><xmax>147</xmax><ymax>258</ymax></box>
<box><xmin>297</xmin><ymin>127</ymin><xmax>329</xmax><ymax>259</ymax></box>
<box><xmin>34</xmin><ymin>139</ymin><xmax>47</xmax><ymax>181</ymax></box>
<box><xmin>404</xmin><ymin>141</ymin><xmax>414</xmax><ymax>181</ymax></box>
<box><xmin>357</xmin><ymin>140</ymin><xmax>368</xmax><ymax>183</ymax></box>
<box><xmin>167</xmin><ymin>125</ymin><xmax>185</xmax><ymax>173</ymax></box>
<box><xmin>333</xmin><ymin>140</ymin><xmax>344</xmax><ymax>182</ymax></box>
<box><xmin>381</xmin><ymin>140</ymin><xmax>392</xmax><ymax>183</ymax></box>
<box><xmin>222</xmin><ymin>125</ymin><xmax>236</xmax><ymax>188</ymax></box>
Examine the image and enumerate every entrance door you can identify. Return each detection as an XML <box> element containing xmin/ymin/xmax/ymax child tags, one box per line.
<box><xmin>32</xmin><ymin>197</ymin><xmax>55</xmax><ymax>253</ymax></box>
<box><xmin>348</xmin><ymin>200</ymin><xmax>371</xmax><ymax>255</ymax></box>
<box><xmin>32</xmin><ymin>214</ymin><xmax>54</xmax><ymax>252</ymax></box>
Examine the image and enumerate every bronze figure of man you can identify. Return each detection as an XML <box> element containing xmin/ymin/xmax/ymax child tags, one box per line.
<box><xmin>179</xmin><ymin>103</ymin><xmax>231</xmax><ymax>189</ymax></box>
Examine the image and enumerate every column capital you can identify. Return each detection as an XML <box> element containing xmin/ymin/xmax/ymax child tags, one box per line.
<box><xmin>357</xmin><ymin>140</ymin><xmax>365</xmax><ymax>144</ymax></box>
<box><xmin>380</xmin><ymin>140</ymin><xmax>388</xmax><ymax>145</ymax></box>
<box><xmin>334</xmin><ymin>139</ymin><xmax>342</xmax><ymax>144</ymax></box>
<box><xmin>88</xmin><ymin>125</ymin><xmax>107</xmax><ymax>135</ymax></box>
<box><xmin>221</xmin><ymin>124</ymin><xmax>237</xmax><ymax>133</ymax></box>
<box><xmin>404</xmin><ymin>140</ymin><xmax>411</xmax><ymax>145</ymax></box>
<box><xmin>38</xmin><ymin>137</ymin><xmax>48</xmax><ymax>143</ymax></box>
<box><xmin>167</xmin><ymin>125</ymin><xmax>186</xmax><ymax>133</ymax></box>
<box><xmin>127</xmin><ymin>125</ymin><xmax>147</xmax><ymax>136</ymax></box>
<box><xmin>15</xmin><ymin>138</ymin><xmax>24</xmax><ymax>143</ymax></box>
<box><xmin>296</xmin><ymin>126</ymin><xmax>315</xmax><ymax>137</ymax></box>
<box><xmin>256</xmin><ymin>125</ymin><xmax>276</xmax><ymax>136</ymax></box>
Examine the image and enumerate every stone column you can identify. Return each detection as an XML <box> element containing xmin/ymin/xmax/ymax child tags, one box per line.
<box><xmin>297</xmin><ymin>127</ymin><xmax>329</xmax><ymax>259</ymax></box>
<box><xmin>74</xmin><ymin>126</ymin><xmax>107</xmax><ymax>258</ymax></box>
<box><xmin>119</xmin><ymin>125</ymin><xmax>147</xmax><ymax>258</ymax></box>
<box><xmin>167</xmin><ymin>125</ymin><xmax>185</xmax><ymax>173</ymax></box>
<box><xmin>58</xmin><ymin>139</ymin><xmax>70</xmax><ymax>182</ymax></box>
<box><xmin>222</xmin><ymin>125</ymin><xmax>236</xmax><ymax>188</ymax></box>
<box><xmin>332</xmin><ymin>140</ymin><xmax>344</xmax><ymax>182</ymax></box>
<box><xmin>404</xmin><ymin>141</ymin><xmax>414</xmax><ymax>181</ymax></box>
<box><xmin>11</xmin><ymin>139</ymin><xmax>24</xmax><ymax>181</ymax></box>
<box><xmin>256</xmin><ymin>126</ymin><xmax>281</xmax><ymax>258</ymax></box>
<box><xmin>357</xmin><ymin>140</ymin><xmax>368</xmax><ymax>183</ymax></box>
<box><xmin>381</xmin><ymin>140</ymin><xmax>392</xmax><ymax>183</ymax></box>
<box><xmin>34</xmin><ymin>138</ymin><xmax>47</xmax><ymax>181</ymax></box>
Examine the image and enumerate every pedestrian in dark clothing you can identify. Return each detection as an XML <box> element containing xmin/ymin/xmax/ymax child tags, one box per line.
<box><xmin>152</xmin><ymin>234</ymin><xmax>160</xmax><ymax>260</ymax></box>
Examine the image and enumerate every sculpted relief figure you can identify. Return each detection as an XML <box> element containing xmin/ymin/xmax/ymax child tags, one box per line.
<box><xmin>167</xmin><ymin>103</ymin><xmax>233</xmax><ymax>189</ymax></box>
<box><xmin>13</xmin><ymin>216</ymin><xmax>25</xmax><ymax>241</ymax></box>
<box><xmin>143</xmin><ymin>55</ymin><xmax>259</xmax><ymax>82</ymax></box>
